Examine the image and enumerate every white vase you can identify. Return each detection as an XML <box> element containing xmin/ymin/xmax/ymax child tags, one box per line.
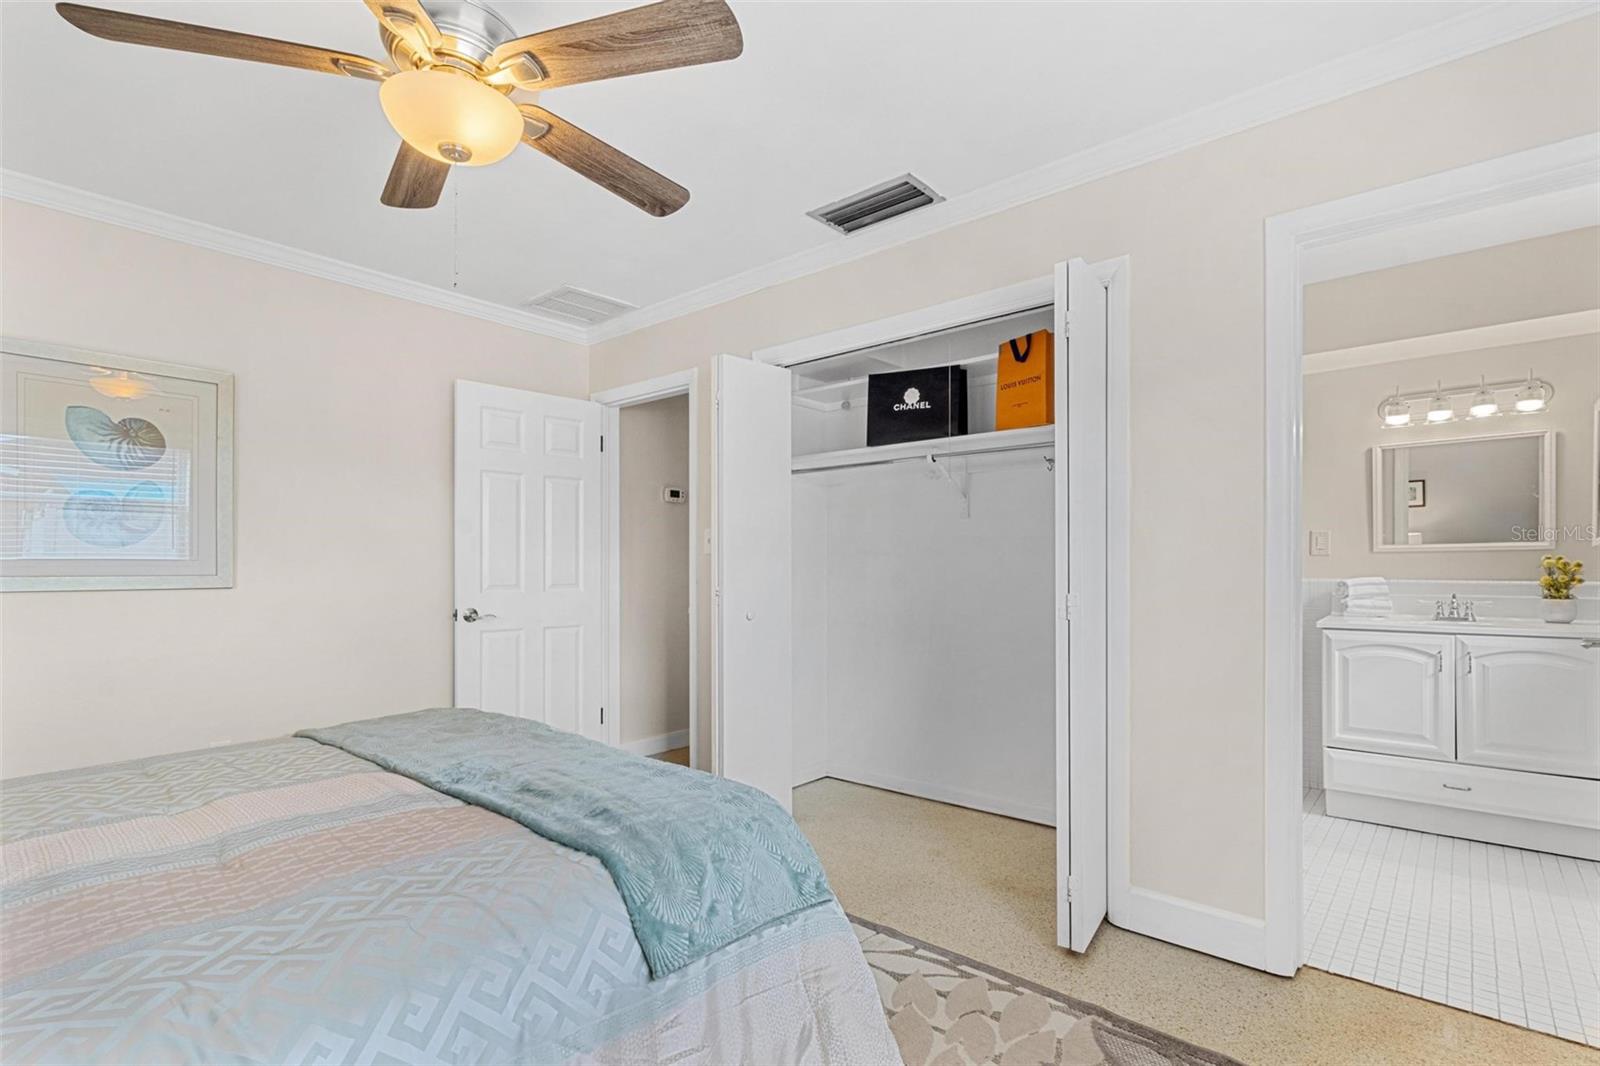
<box><xmin>1540</xmin><ymin>598</ymin><xmax>1578</xmax><ymax>624</ymax></box>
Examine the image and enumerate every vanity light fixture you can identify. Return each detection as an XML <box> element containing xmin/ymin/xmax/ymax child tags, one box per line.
<box><xmin>1376</xmin><ymin>374</ymin><xmax>1555</xmax><ymax>429</ymax></box>
<box><xmin>1425</xmin><ymin>381</ymin><xmax>1455</xmax><ymax>423</ymax></box>
<box><xmin>1468</xmin><ymin>376</ymin><xmax>1499</xmax><ymax>419</ymax></box>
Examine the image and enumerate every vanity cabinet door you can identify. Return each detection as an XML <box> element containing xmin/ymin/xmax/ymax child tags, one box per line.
<box><xmin>1458</xmin><ymin>636</ymin><xmax>1600</xmax><ymax>779</ymax></box>
<box><xmin>1324</xmin><ymin>631</ymin><xmax>1455</xmax><ymax>761</ymax></box>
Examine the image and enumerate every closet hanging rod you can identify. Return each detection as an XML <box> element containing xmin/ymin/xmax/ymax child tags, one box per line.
<box><xmin>792</xmin><ymin>438</ymin><xmax>1053</xmax><ymax>475</ymax></box>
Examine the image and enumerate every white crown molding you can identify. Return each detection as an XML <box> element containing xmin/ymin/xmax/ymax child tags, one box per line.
<box><xmin>1303</xmin><ymin>308</ymin><xmax>1600</xmax><ymax>373</ymax></box>
<box><xmin>0</xmin><ymin>171</ymin><xmax>589</xmax><ymax>345</ymax></box>
<box><xmin>587</xmin><ymin>1</ymin><xmax>1599</xmax><ymax>346</ymax></box>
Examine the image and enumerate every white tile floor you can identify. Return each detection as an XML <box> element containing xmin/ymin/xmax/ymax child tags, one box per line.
<box><xmin>1303</xmin><ymin>789</ymin><xmax>1600</xmax><ymax>1047</ymax></box>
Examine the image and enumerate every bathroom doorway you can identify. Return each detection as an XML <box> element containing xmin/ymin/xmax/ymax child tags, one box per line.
<box><xmin>1266</xmin><ymin>137</ymin><xmax>1600</xmax><ymax>1045</ymax></box>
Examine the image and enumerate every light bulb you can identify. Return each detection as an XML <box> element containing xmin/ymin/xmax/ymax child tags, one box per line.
<box><xmin>1513</xmin><ymin>379</ymin><xmax>1548</xmax><ymax>412</ymax></box>
<box><xmin>1381</xmin><ymin>398</ymin><xmax>1411</xmax><ymax>427</ymax></box>
<box><xmin>1468</xmin><ymin>377</ymin><xmax>1498</xmax><ymax>418</ymax></box>
<box><xmin>379</xmin><ymin>68</ymin><xmax>523</xmax><ymax>167</ymax></box>
<box><xmin>1426</xmin><ymin>386</ymin><xmax>1453</xmax><ymax>423</ymax></box>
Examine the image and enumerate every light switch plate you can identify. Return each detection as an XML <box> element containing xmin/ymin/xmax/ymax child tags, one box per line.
<box><xmin>1309</xmin><ymin>530</ymin><xmax>1331</xmax><ymax>557</ymax></box>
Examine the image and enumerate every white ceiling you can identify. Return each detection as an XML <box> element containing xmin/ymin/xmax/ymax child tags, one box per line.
<box><xmin>0</xmin><ymin>1</ymin><xmax>1565</xmax><ymax>336</ymax></box>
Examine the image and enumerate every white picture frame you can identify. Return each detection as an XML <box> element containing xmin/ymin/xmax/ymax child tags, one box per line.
<box><xmin>1</xmin><ymin>337</ymin><xmax>234</xmax><ymax>591</ymax></box>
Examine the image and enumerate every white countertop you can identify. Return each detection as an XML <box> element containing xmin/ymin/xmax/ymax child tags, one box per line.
<box><xmin>1317</xmin><ymin>614</ymin><xmax>1600</xmax><ymax>640</ymax></box>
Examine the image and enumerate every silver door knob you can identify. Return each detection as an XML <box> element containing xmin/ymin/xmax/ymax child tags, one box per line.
<box><xmin>460</xmin><ymin>608</ymin><xmax>497</xmax><ymax>623</ymax></box>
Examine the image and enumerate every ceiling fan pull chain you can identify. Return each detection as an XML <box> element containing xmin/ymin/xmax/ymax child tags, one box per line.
<box><xmin>452</xmin><ymin>182</ymin><xmax>460</xmax><ymax>291</ymax></box>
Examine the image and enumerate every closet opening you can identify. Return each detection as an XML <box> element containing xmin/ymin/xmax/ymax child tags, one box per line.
<box><xmin>789</xmin><ymin>304</ymin><xmax>1059</xmax><ymax>825</ymax></box>
<box><xmin>721</xmin><ymin>260</ymin><xmax>1127</xmax><ymax>953</ymax></box>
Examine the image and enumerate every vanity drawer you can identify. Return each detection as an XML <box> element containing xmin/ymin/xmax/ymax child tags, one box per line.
<box><xmin>1324</xmin><ymin>747</ymin><xmax>1600</xmax><ymax>830</ymax></box>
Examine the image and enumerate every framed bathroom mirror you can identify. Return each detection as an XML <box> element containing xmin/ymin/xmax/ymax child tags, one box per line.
<box><xmin>1370</xmin><ymin>429</ymin><xmax>1555</xmax><ymax>552</ymax></box>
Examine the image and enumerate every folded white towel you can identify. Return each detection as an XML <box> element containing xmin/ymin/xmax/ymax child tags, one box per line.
<box><xmin>1335</xmin><ymin>578</ymin><xmax>1392</xmax><ymax>617</ymax></box>
<box><xmin>1335</xmin><ymin>576</ymin><xmax>1392</xmax><ymax>615</ymax></box>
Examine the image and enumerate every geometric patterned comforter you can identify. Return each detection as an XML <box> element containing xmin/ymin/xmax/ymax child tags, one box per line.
<box><xmin>0</xmin><ymin>738</ymin><xmax>900</xmax><ymax>1065</ymax></box>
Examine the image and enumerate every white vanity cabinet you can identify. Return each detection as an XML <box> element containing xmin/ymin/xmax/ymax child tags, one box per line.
<box><xmin>1458</xmin><ymin>635</ymin><xmax>1600</xmax><ymax>779</ymax></box>
<box><xmin>1319</xmin><ymin>617</ymin><xmax>1600</xmax><ymax>860</ymax></box>
<box><xmin>1324</xmin><ymin>631</ymin><xmax>1454</xmax><ymax>761</ymax></box>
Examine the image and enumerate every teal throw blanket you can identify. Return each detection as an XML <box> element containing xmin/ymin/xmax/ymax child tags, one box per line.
<box><xmin>297</xmin><ymin>708</ymin><xmax>833</xmax><ymax>978</ymax></box>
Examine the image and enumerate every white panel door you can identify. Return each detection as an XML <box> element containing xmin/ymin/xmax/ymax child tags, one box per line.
<box><xmin>1057</xmin><ymin>258</ymin><xmax>1109</xmax><ymax>953</ymax></box>
<box><xmin>1324</xmin><ymin>631</ymin><xmax>1455</xmax><ymax>761</ymax></box>
<box><xmin>714</xmin><ymin>354</ymin><xmax>794</xmax><ymax>809</ymax></box>
<box><xmin>1458</xmin><ymin>635</ymin><xmax>1600</xmax><ymax>778</ymax></box>
<box><xmin>454</xmin><ymin>380</ymin><xmax>604</xmax><ymax>739</ymax></box>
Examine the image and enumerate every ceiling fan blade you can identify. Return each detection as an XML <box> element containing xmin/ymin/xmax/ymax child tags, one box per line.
<box><xmin>381</xmin><ymin>142</ymin><xmax>450</xmax><ymax>209</ymax></box>
<box><xmin>56</xmin><ymin>3</ymin><xmax>392</xmax><ymax>80</ymax></box>
<box><xmin>519</xmin><ymin>106</ymin><xmax>688</xmax><ymax>217</ymax></box>
<box><xmin>362</xmin><ymin>0</ymin><xmax>443</xmax><ymax>62</ymax></box>
<box><xmin>487</xmin><ymin>0</ymin><xmax>741</xmax><ymax>91</ymax></box>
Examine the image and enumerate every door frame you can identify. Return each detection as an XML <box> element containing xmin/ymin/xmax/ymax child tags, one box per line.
<box><xmin>1261</xmin><ymin>133</ymin><xmax>1599</xmax><ymax>976</ymax></box>
<box><xmin>592</xmin><ymin>369</ymin><xmax>700</xmax><ymax>768</ymax></box>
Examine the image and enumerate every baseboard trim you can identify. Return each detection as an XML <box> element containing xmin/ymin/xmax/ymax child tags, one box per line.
<box><xmin>622</xmin><ymin>729</ymin><xmax>689</xmax><ymax>757</ymax></box>
<box><xmin>823</xmin><ymin>764</ymin><xmax>1055</xmax><ymax>827</ymax></box>
<box><xmin>1112</xmin><ymin>886</ymin><xmax>1280</xmax><ymax>975</ymax></box>
<box><xmin>794</xmin><ymin>763</ymin><xmax>828</xmax><ymax>788</ymax></box>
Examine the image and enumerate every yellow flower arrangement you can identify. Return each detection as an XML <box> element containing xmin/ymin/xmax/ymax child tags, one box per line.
<box><xmin>1539</xmin><ymin>555</ymin><xmax>1584</xmax><ymax>600</ymax></box>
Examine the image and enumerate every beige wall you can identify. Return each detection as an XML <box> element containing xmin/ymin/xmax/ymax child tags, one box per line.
<box><xmin>618</xmin><ymin>395</ymin><xmax>691</xmax><ymax>746</ymax></box>
<box><xmin>0</xmin><ymin>200</ymin><xmax>588</xmax><ymax>778</ymax></box>
<box><xmin>1305</xmin><ymin>226</ymin><xmax>1600</xmax><ymax>351</ymax></box>
<box><xmin>1303</xmin><ymin>227</ymin><xmax>1599</xmax><ymax>580</ymax></box>
<box><xmin>588</xmin><ymin>20</ymin><xmax>1600</xmax><ymax>920</ymax></box>
<box><xmin>1303</xmin><ymin>336</ymin><xmax>1598</xmax><ymax>579</ymax></box>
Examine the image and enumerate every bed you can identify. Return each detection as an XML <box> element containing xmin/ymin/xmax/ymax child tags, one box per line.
<box><xmin>0</xmin><ymin>708</ymin><xmax>899</xmax><ymax>1065</ymax></box>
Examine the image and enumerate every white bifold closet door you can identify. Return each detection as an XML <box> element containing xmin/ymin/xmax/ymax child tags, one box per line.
<box><xmin>713</xmin><ymin>354</ymin><xmax>795</xmax><ymax>810</ymax></box>
<box><xmin>453</xmin><ymin>380</ymin><xmax>605</xmax><ymax>740</ymax></box>
<box><xmin>1057</xmin><ymin>258</ymin><xmax>1109</xmax><ymax>953</ymax></box>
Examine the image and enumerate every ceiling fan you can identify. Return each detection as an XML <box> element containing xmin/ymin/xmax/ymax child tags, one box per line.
<box><xmin>55</xmin><ymin>0</ymin><xmax>743</xmax><ymax>215</ymax></box>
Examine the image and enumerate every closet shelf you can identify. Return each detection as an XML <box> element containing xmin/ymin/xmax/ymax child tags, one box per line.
<box><xmin>791</xmin><ymin>425</ymin><xmax>1054</xmax><ymax>474</ymax></box>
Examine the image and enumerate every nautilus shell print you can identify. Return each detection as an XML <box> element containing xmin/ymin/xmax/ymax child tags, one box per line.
<box><xmin>63</xmin><ymin>481</ymin><xmax>166</xmax><ymax>548</ymax></box>
<box><xmin>64</xmin><ymin>405</ymin><xmax>167</xmax><ymax>470</ymax></box>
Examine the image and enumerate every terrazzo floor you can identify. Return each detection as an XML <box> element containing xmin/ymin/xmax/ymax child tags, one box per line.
<box><xmin>795</xmin><ymin>777</ymin><xmax>1595</xmax><ymax>1065</ymax></box>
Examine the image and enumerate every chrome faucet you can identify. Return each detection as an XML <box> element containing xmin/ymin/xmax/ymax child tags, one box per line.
<box><xmin>1434</xmin><ymin>594</ymin><xmax>1475</xmax><ymax>622</ymax></box>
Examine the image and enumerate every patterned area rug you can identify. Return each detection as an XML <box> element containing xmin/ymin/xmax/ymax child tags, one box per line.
<box><xmin>851</xmin><ymin>917</ymin><xmax>1242</xmax><ymax>1066</ymax></box>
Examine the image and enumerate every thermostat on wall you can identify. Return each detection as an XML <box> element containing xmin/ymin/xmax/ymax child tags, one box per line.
<box><xmin>663</xmin><ymin>487</ymin><xmax>687</xmax><ymax>504</ymax></box>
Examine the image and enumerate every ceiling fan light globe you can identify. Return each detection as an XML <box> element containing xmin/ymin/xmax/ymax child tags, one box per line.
<box><xmin>379</xmin><ymin>67</ymin><xmax>522</xmax><ymax>166</ymax></box>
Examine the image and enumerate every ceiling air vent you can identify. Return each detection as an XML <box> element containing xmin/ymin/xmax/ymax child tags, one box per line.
<box><xmin>808</xmin><ymin>174</ymin><xmax>944</xmax><ymax>235</ymax></box>
<box><xmin>523</xmin><ymin>286</ymin><xmax>636</xmax><ymax>325</ymax></box>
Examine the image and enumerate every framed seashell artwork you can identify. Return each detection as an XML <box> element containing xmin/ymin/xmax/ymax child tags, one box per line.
<box><xmin>1</xmin><ymin>338</ymin><xmax>233</xmax><ymax>591</ymax></box>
